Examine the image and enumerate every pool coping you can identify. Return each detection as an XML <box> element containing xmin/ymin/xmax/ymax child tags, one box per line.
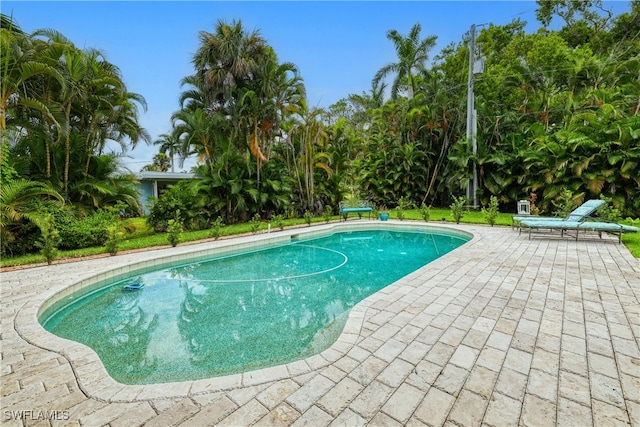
<box><xmin>5</xmin><ymin>220</ymin><xmax>640</xmax><ymax>425</ymax></box>
<box><xmin>14</xmin><ymin>221</ymin><xmax>473</xmax><ymax>402</ymax></box>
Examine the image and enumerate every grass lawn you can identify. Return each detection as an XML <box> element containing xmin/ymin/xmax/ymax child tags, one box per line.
<box><xmin>2</xmin><ymin>209</ymin><xmax>638</xmax><ymax>268</ymax></box>
<box><xmin>622</xmin><ymin>231</ymin><xmax>640</xmax><ymax>258</ymax></box>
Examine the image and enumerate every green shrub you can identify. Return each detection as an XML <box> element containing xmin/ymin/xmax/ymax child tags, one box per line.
<box><xmin>2</xmin><ymin>220</ymin><xmax>40</xmax><ymax>257</ymax></box>
<box><xmin>482</xmin><ymin>196</ymin><xmax>499</xmax><ymax>226</ymax></box>
<box><xmin>105</xmin><ymin>226</ymin><xmax>122</xmax><ymax>256</ymax></box>
<box><xmin>552</xmin><ymin>189</ymin><xmax>575</xmax><ymax>217</ymax></box>
<box><xmin>104</xmin><ymin>205</ymin><xmax>128</xmax><ymax>255</ymax></box>
<box><xmin>323</xmin><ymin>206</ymin><xmax>333</xmax><ymax>223</ymax></box>
<box><xmin>450</xmin><ymin>195</ymin><xmax>467</xmax><ymax>224</ymax></box>
<box><xmin>167</xmin><ymin>216</ymin><xmax>183</xmax><ymax>247</ymax></box>
<box><xmin>2</xmin><ymin>202</ymin><xmax>122</xmax><ymax>256</ymax></box>
<box><xmin>210</xmin><ymin>216</ymin><xmax>224</xmax><ymax>240</ymax></box>
<box><xmin>304</xmin><ymin>210</ymin><xmax>313</xmax><ymax>226</ymax></box>
<box><xmin>147</xmin><ymin>181</ymin><xmax>204</xmax><ymax>232</ymax></box>
<box><xmin>272</xmin><ymin>214</ymin><xmax>285</xmax><ymax>231</ymax></box>
<box><xmin>249</xmin><ymin>214</ymin><xmax>262</xmax><ymax>234</ymax></box>
<box><xmin>597</xmin><ymin>195</ymin><xmax>621</xmax><ymax>222</ymax></box>
<box><xmin>420</xmin><ymin>203</ymin><xmax>431</xmax><ymax>222</ymax></box>
<box><xmin>35</xmin><ymin>214</ymin><xmax>59</xmax><ymax>265</ymax></box>
<box><xmin>398</xmin><ymin>196</ymin><xmax>412</xmax><ymax>210</ymax></box>
<box><xmin>70</xmin><ymin>210</ymin><xmax>115</xmax><ymax>249</ymax></box>
<box><xmin>396</xmin><ymin>197</ymin><xmax>412</xmax><ymax>221</ymax></box>
<box><xmin>44</xmin><ymin>206</ymin><xmax>116</xmax><ymax>251</ymax></box>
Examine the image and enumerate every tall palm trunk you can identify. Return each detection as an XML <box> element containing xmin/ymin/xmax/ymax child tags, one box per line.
<box><xmin>64</xmin><ymin>103</ymin><xmax>72</xmax><ymax>195</ymax></box>
<box><xmin>45</xmin><ymin>131</ymin><xmax>55</xmax><ymax>179</ymax></box>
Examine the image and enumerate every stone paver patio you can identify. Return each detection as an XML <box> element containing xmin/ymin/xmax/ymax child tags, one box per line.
<box><xmin>1</xmin><ymin>222</ymin><xmax>639</xmax><ymax>426</ymax></box>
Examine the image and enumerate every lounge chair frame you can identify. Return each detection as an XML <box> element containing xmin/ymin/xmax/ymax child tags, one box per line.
<box><xmin>521</xmin><ymin>219</ymin><xmax>638</xmax><ymax>243</ymax></box>
<box><xmin>512</xmin><ymin>199</ymin><xmax>605</xmax><ymax>230</ymax></box>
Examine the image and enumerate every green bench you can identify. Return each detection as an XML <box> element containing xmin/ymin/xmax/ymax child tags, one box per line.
<box><xmin>339</xmin><ymin>200</ymin><xmax>373</xmax><ymax>221</ymax></box>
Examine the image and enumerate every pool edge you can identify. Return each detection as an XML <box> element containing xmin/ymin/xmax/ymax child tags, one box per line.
<box><xmin>15</xmin><ymin>220</ymin><xmax>474</xmax><ymax>401</ymax></box>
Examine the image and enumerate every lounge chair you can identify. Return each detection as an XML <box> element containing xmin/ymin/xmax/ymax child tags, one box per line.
<box><xmin>519</xmin><ymin>218</ymin><xmax>638</xmax><ymax>243</ymax></box>
<box><xmin>512</xmin><ymin>199</ymin><xmax>605</xmax><ymax>230</ymax></box>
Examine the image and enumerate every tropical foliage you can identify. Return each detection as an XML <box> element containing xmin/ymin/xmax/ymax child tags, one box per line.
<box><xmin>359</xmin><ymin>0</ymin><xmax>640</xmax><ymax>215</ymax></box>
<box><xmin>1</xmin><ymin>15</ymin><xmax>148</xmax><ymax>256</ymax></box>
<box><xmin>2</xmin><ymin>1</ymin><xmax>639</xmax><ymax>259</ymax></box>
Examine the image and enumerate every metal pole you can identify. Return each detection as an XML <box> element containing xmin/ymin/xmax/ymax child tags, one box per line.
<box><xmin>466</xmin><ymin>24</ymin><xmax>478</xmax><ymax>208</ymax></box>
<box><xmin>472</xmin><ymin>107</ymin><xmax>478</xmax><ymax>208</ymax></box>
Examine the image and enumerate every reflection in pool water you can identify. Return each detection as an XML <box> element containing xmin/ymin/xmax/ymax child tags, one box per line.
<box><xmin>42</xmin><ymin>229</ymin><xmax>469</xmax><ymax>384</ymax></box>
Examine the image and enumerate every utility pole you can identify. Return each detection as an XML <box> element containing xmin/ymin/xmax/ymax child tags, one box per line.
<box><xmin>466</xmin><ymin>24</ymin><xmax>478</xmax><ymax>209</ymax></box>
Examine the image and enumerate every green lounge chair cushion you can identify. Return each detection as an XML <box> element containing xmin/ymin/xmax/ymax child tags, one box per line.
<box><xmin>519</xmin><ymin>219</ymin><xmax>638</xmax><ymax>233</ymax></box>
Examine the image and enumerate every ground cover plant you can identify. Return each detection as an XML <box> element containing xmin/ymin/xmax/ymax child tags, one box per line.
<box><xmin>2</xmin><ymin>209</ymin><xmax>638</xmax><ymax>269</ymax></box>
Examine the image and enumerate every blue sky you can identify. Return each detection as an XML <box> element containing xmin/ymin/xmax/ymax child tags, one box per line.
<box><xmin>2</xmin><ymin>1</ymin><xmax>630</xmax><ymax>171</ymax></box>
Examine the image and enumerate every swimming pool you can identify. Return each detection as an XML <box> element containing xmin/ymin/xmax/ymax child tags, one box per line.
<box><xmin>40</xmin><ymin>226</ymin><xmax>470</xmax><ymax>384</ymax></box>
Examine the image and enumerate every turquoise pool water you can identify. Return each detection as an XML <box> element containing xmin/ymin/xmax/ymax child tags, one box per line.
<box><xmin>42</xmin><ymin>228</ymin><xmax>469</xmax><ymax>384</ymax></box>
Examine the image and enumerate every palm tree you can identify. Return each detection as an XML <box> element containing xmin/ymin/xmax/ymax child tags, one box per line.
<box><xmin>69</xmin><ymin>154</ymin><xmax>141</xmax><ymax>212</ymax></box>
<box><xmin>171</xmin><ymin>108</ymin><xmax>229</xmax><ymax>173</ymax></box>
<box><xmin>179</xmin><ymin>20</ymin><xmax>309</xmax><ymax>218</ymax></box>
<box><xmin>237</xmin><ymin>53</ymin><xmax>306</xmax><ymax>178</ymax></box>
<box><xmin>20</xmin><ymin>27</ymin><xmax>149</xmax><ymax>198</ymax></box>
<box><xmin>0</xmin><ymin>15</ymin><xmax>64</xmax><ymax>175</ymax></box>
<box><xmin>3</xmin><ymin>22</ymin><xmax>149</xmax><ymax>190</ymax></box>
<box><xmin>0</xmin><ymin>178</ymin><xmax>64</xmax><ymax>253</ymax></box>
<box><xmin>192</xmin><ymin>19</ymin><xmax>268</xmax><ymax>110</ymax></box>
<box><xmin>141</xmin><ymin>153</ymin><xmax>172</xmax><ymax>172</ymax></box>
<box><xmin>286</xmin><ymin>106</ymin><xmax>331</xmax><ymax>213</ymax></box>
<box><xmin>349</xmin><ymin>80</ymin><xmax>387</xmax><ymax>111</ymax></box>
<box><xmin>373</xmin><ymin>23</ymin><xmax>437</xmax><ymax>100</ymax></box>
<box><xmin>77</xmin><ymin>49</ymin><xmax>150</xmax><ymax>174</ymax></box>
<box><xmin>47</xmin><ymin>43</ymin><xmax>89</xmax><ymax>197</ymax></box>
<box><xmin>333</xmin><ymin>80</ymin><xmax>387</xmax><ymax>132</ymax></box>
<box><xmin>153</xmin><ymin>132</ymin><xmax>182</xmax><ymax>172</ymax></box>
